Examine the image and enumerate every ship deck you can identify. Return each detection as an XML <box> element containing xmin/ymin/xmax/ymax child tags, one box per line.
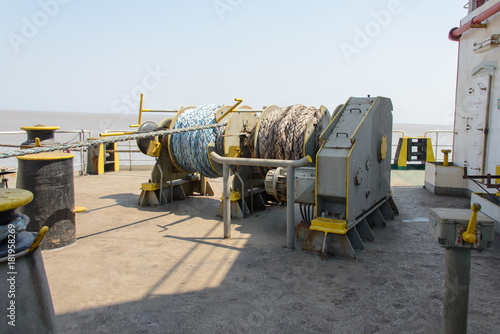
<box><xmin>34</xmin><ymin>169</ymin><xmax>500</xmax><ymax>333</ymax></box>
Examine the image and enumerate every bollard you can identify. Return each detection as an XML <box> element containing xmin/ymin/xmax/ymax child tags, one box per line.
<box><xmin>20</xmin><ymin>125</ymin><xmax>60</xmax><ymax>149</ymax></box>
<box><xmin>429</xmin><ymin>204</ymin><xmax>495</xmax><ymax>334</ymax></box>
<box><xmin>16</xmin><ymin>152</ymin><xmax>76</xmax><ymax>249</ymax></box>
<box><xmin>0</xmin><ymin>188</ymin><xmax>57</xmax><ymax>333</ymax></box>
<box><xmin>441</xmin><ymin>149</ymin><xmax>451</xmax><ymax>167</ymax></box>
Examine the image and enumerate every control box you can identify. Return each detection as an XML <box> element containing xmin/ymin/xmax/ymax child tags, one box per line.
<box><xmin>429</xmin><ymin>208</ymin><xmax>495</xmax><ymax>250</ymax></box>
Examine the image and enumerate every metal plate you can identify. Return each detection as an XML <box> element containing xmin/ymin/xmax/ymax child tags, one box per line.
<box><xmin>224</xmin><ymin>107</ymin><xmax>258</xmax><ymax>156</ymax></box>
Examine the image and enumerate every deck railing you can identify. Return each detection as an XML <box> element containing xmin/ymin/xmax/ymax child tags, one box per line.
<box><xmin>0</xmin><ymin>128</ymin><xmax>455</xmax><ymax>174</ymax></box>
<box><xmin>424</xmin><ymin>130</ymin><xmax>454</xmax><ymax>161</ymax></box>
<box><xmin>391</xmin><ymin>130</ymin><xmax>454</xmax><ymax>162</ymax></box>
<box><xmin>0</xmin><ymin>129</ymin><xmax>91</xmax><ymax>175</ymax></box>
<box><xmin>103</xmin><ymin>130</ymin><xmax>155</xmax><ymax>169</ymax></box>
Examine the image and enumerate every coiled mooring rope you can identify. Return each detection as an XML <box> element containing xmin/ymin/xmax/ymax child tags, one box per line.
<box><xmin>170</xmin><ymin>104</ymin><xmax>224</xmax><ymax>178</ymax></box>
<box><xmin>0</xmin><ymin>122</ymin><xmax>226</xmax><ymax>160</ymax></box>
<box><xmin>0</xmin><ymin>213</ymin><xmax>30</xmax><ymax>241</ymax></box>
<box><xmin>257</xmin><ymin>104</ymin><xmax>328</xmax><ymax>172</ymax></box>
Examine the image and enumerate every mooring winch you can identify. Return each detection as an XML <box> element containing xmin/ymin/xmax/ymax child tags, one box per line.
<box><xmin>136</xmin><ymin>97</ymin><xmax>329</xmax><ymax>213</ymax></box>
<box><xmin>136</xmin><ymin>95</ymin><xmax>398</xmax><ymax>258</ymax></box>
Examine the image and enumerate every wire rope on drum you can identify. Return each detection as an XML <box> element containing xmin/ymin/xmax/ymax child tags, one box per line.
<box><xmin>170</xmin><ymin>104</ymin><xmax>224</xmax><ymax>178</ymax></box>
<box><xmin>257</xmin><ymin>104</ymin><xmax>328</xmax><ymax>173</ymax></box>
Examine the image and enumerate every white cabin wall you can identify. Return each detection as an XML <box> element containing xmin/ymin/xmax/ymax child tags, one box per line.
<box><xmin>454</xmin><ymin>0</ymin><xmax>500</xmax><ymax>192</ymax></box>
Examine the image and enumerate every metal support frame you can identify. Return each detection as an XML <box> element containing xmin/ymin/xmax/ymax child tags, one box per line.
<box><xmin>304</xmin><ymin>196</ymin><xmax>397</xmax><ymax>259</ymax></box>
<box><xmin>155</xmin><ymin>161</ymin><xmax>163</xmax><ymax>204</ymax></box>
<box><xmin>210</xmin><ymin>152</ymin><xmax>311</xmax><ymax>248</ymax></box>
<box><xmin>463</xmin><ymin>168</ymin><xmax>500</xmax><ymax>189</ymax></box>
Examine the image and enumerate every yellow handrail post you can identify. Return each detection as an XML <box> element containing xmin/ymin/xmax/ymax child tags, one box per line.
<box><xmin>129</xmin><ymin>93</ymin><xmax>144</xmax><ymax>128</ymax></box>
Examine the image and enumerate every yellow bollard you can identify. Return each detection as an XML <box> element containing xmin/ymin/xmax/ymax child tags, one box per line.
<box><xmin>441</xmin><ymin>149</ymin><xmax>451</xmax><ymax>167</ymax></box>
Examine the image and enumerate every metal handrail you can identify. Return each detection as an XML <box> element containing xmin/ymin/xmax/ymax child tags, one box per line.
<box><xmin>391</xmin><ymin>130</ymin><xmax>405</xmax><ymax>160</ymax></box>
<box><xmin>210</xmin><ymin>152</ymin><xmax>312</xmax><ymax>249</ymax></box>
<box><xmin>0</xmin><ymin>129</ymin><xmax>92</xmax><ymax>175</ymax></box>
<box><xmin>392</xmin><ymin>130</ymin><xmax>406</xmax><ymax>137</ymax></box>
<box><xmin>424</xmin><ymin>130</ymin><xmax>454</xmax><ymax>161</ymax></box>
<box><xmin>104</xmin><ymin>130</ymin><xmax>154</xmax><ymax>170</ymax></box>
<box><xmin>58</xmin><ymin>130</ymin><xmax>92</xmax><ymax>175</ymax></box>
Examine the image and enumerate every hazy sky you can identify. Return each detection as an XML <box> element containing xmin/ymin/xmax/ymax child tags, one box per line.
<box><xmin>1</xmin><ymin>0</ymin><xmax>467</xmax><ymax>124</ymax></box>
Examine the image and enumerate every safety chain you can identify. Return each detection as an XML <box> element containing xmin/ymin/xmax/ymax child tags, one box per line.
<box><xmin>0</xmin><ymin>123</ymin><xmax>226</xmax><ymax>159</ymax></box>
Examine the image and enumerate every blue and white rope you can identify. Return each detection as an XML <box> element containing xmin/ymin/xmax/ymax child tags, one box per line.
<box><xmin>170</xmin><ymin>104</ymin><xmax>224</xmax><ymax>178</ymax></box>
<box><xmin>0</xmin><ymin>214</ymin><xmax>30</xmax><ymax>241</ymax></box>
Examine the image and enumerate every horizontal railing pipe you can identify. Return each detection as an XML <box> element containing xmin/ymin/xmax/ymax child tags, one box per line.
<box><xmin>210</xmin><ymin>152</ymin><xmax>312</xmax><ymax>248</ymax></box>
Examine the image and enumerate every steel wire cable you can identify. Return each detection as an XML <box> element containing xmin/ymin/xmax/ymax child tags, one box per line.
<box><xmin>170</xmin><ymin>104</ymin><xmax>224</xmax><ymax>178</ymax></box>
<box><xmin>257</xmin><ymin>104</ymin><xmax>328</xmax><ymax>173</ymax></box>
<box><xmin>0</xmin><ymin>122</ymin><xmax>226</xmax><ymax>160</ymax></box>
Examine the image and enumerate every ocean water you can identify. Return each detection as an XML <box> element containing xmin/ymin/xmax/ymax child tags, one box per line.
<box><xmin>0</xmin><ymin>110</ymin><xmax>453</xmax><ymax>170</ymax></box>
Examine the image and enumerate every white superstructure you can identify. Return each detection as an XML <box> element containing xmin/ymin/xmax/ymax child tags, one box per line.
<box><xmin>453</xmin><ymin>0</ymin><xmax>500</xmax><ymax>193</ymax></box>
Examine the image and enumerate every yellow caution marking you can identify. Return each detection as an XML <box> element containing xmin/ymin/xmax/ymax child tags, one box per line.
<box><xmin>21</xmin><ymin>126</ymin><xmax>60</xmax><ymax>131</ymax></box>
<box><xmin>74</xmin><ymin>207</ymin><xmax>87</xmax><ymax>213</ymax></box>
<box><xmin>141</xmin><ymin>183</ymin><xmax>158</xmax><ymax>191</ymax></box>
<box><xmin>310</xmin><ymin>217</ymin><xmax>348</xmax><ymax>235</ymax></box>
<box><xmin>17</xmin><ymin>152</ymin><xmax>75</xmax><ymax>161</ymax></box>
<box><xmin>221</xmin><ymin>191</ymin><xmax>241</xmax><ymax>202</ymax></box>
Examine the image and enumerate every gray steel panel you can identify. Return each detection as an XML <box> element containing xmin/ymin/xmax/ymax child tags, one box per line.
<box><xmin>316</xmin><ymin>97</ymin><xmax>394</xmax><ymax>226</ymax></box>
<box><xmin>294</xmin><ymin>167</ymin><xmax>316</xmax><ymax>204</ymax></box>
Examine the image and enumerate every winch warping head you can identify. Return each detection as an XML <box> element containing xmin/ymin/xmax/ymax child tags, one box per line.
<box><xmin>265</xmin><ymin>167</ymin><xmax>287</xmax><ymax>203</ymax></box>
